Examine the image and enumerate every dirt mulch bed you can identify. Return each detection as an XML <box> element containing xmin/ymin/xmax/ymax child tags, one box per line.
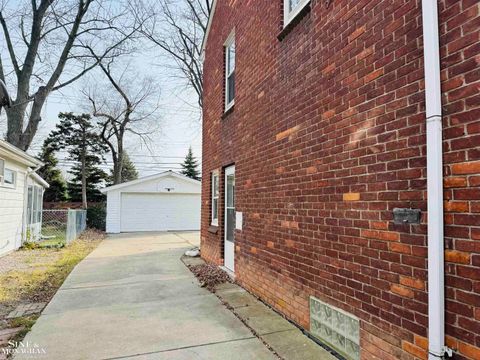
<box><xmin>187</xmin><ymin>263</ymin><xmax>232</xmax><ymax>292</ymax></box>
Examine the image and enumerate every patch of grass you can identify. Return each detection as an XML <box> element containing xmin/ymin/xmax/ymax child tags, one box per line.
<box><xmin>0</xmin><ymin>230</ymin><xmax>104</xmax><ymax>307</ymax></box>
<box><xmin>40</xmin><ymin>225</ymin><xmax>67</xmax><ymax>244</ymax></box>
<box><xmin>8</xmin><ymin>315</ymin><xmax>39</xmax><ymax>341</ymax></box>
<box><xmin>38</xmin><ymin>239</ymin><xmax>65</xmax><ymax>249</ymax></box>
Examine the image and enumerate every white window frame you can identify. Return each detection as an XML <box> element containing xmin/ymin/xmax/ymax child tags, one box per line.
<box><xmin>211</xmin><ymin>171</ymin><xmax>219</xmax><ymax>226</ymax></box>
<box><xmin>3</xmin><ymin>168</ymin><xmax>16</xmax><ymax>188</ymax></box>
<box><xmin>0</xmin><ymin>157</ymin><xmax>4</xmax><ymax>185</ymax></box>
<box><xmin>0</xmin><ymin>158</ymin><xmax>16</xmax><ymax>188</ymax></box>
<box><xmin>284</xmin><ymin>0</ymin><xmax>310</xmax><ymax>27</ymax></box>
<box><xmin>224</xmin><ymin>31</ymin><xmax>235</xmax><ymax>111</ymax></box>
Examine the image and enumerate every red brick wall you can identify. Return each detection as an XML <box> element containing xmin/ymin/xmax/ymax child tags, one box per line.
<box><xmin>201</xmin><ymin>1</ymin><xmax>480</xmax><ymax>359</ymax></box>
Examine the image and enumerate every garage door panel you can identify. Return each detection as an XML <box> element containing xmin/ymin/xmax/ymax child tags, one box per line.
<box><xmin>120</xmin><ymin>193</ymin><xmax>200</xmax><ymax>232</ymax></box>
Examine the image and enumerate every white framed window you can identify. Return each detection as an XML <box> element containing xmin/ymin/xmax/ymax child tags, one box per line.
<box><xmin>0</xmin><ymin>158</ymin><xmax>16</xmax><ymax>188</ymax></box>
<box><xmin>4</xmin><ymin>169</ymin><xmax>16</xmax><ymax>187</ymax></box>
<box><xmin>0</xmin><ymin>158</ymin><xmax>4</xmax><ymax>183</ymax></box>
<box><xmin>26</xmin><ymin>185</ymin><xmax>43</xmax><ymax>225</ymax></box>
<box><xmin>284</xmin><ymin>0</ymin><xmax>310</xmax><ymax>27</ymax></box>
<box><xmin>224</xmin><ymin>32</ymin><xmax>235</xmax><ymax>111</ymax></box>
<box><xmin>211</xmin><ymin>171</ymin><xmax>219</xmax><ymax>226</ymax></box>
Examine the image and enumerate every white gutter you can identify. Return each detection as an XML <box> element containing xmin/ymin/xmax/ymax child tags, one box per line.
<box><xmin>422</xmin><ymin>0</ymin><xmax>451</xmax><ymax>359</ymax></box>
<box><xmin>200</xmin><ymin>0</ymin><xmax>218</xmax><ymax>62</ymax></box>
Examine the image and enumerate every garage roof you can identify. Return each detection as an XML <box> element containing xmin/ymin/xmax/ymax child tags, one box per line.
<box><xmin>100</xmin><ymin>170</ymin><xmax>201</xmax><ymax>194</ymax></box>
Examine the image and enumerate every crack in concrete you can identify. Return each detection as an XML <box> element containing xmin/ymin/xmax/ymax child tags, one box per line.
<box><xmin>101</xmin><ymin>336</ymin><xmax>256</xmax><ymax>359</ymax></box>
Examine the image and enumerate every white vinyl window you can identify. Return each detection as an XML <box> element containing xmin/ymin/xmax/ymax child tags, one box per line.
<box><xmin>26</xmin><ymin>185</ymin><xmax>43</xmax><ymax>225</ymax></box>
<box><xmin>224</xmin><ymin>32</ymin><xmax>235</xmax><ymax>111</ymax></box>
<box><xmin>0</xmin><ymin>158</ymin><xmax>4</xmax><ymax>182</ymax></box>
<box><xmin>0</xmin><ymin>159</ymin><xmax>16</xmax><ymax>188</ymax></box>
<box><xmin>4</xmin><ymin>169</ymin><xmax>16</xmax><ymax>187</ymax></box>
<box><xmin>211</xmin><ymin>171</ymin><xmax>219</xmax><ymax>226</ymax></box>
<box><xmin>284</xmin><ymin>0</ymin><xmax>310</xmax><ymax>27</ymax></box>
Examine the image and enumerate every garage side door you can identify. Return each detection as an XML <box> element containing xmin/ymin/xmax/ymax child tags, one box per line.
<box><xmin>120</xmin><ymin>193</ymin><xmax>201</xmax><ymax>232</ymax></box>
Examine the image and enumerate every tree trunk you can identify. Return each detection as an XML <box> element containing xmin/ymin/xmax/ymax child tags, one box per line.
<box><xmin>5</xmin><ymin>101</ymin><xmax>28</xmax><ymax>148</ymax></box>
<box><xmin>113</xmin><ymin>142</ymin><xmax>124</xmax><ymax>185</ymax></box>
<box><xmin>5</xmin><ymin>88</ymin><xmax>48</xmax><ymax>150</ymax></box>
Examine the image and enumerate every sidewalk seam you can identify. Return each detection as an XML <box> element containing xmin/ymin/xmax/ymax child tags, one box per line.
<box><xmin>101</xmin><ymin>336</ymin><xmax>256</xmax><ymax>360</ymax></box>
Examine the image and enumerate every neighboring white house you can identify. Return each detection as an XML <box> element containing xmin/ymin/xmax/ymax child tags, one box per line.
<box><xmin>101</xmin><ymin>171</ymin><xmax>201</xmax><ymax>233</ymax></box>
<box><xmin>0</xmin><ymin>140</ymin><xmax>49</xmax><ymax>256</ymax></box>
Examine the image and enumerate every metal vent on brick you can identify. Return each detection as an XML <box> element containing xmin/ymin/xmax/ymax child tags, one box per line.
<box><xmin>310</xmin><ymin>296</ymin><xmax>360</xmax><ymax>360</ymax></box>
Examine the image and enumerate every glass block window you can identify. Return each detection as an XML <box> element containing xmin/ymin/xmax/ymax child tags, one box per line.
<box><xmin>310</xmin><ymin>296</ymin><xmax>360</xmax><ymax>360</ymax></box>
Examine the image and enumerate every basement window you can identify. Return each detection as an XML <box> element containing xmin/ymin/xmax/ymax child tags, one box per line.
<box><xmin>284</xmin><ymin>0</ymin><xmax>310</xmax><ymax>27</ymax></box>
<box><xmin>224</xmin><ymin>32</ymin><xmax>235</xmax><ymax>112</ymax></box>
<box><xmin>310</xmin><ymin>296</ymin><xmax>360</xmax><ymax>360</ymax></box>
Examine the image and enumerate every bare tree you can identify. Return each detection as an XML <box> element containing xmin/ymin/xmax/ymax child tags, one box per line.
<box><xmin>0</xmin><ymin>0</ymin><xmax>148</xmax><ymax>150</ymax></box>
<box><xmin>140</xmin><ymin>0</ymin><xmax>211</xmax><ymax>109</ymax></box>
<box><xmin>84</xmin><ymin>60</ymin><xmax>160</xmax><ymax>185</ymax></box>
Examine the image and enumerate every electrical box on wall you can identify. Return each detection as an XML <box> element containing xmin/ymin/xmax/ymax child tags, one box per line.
<box><xmin>235</xmin><ymin>212</ymin><xmax>243</xmax><ymax>230</ymax></box>
<box><xmin>393</xmin><ymin>208</ymin><xmax>421</xmax><ymax>225</ymax></box>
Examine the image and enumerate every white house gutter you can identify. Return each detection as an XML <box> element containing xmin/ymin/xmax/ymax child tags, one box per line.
<box><xmin>421</xmin><ymin>0</ymin><xmax>451</xmax><ymax>359</ymax></box>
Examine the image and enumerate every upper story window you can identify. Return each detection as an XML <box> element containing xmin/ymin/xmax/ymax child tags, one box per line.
<box><xmin>284</xmin><ymin>0</ymin><xmax>310</xmax><ymax>27</ymax></box>
<box><xmin>224</xmin><ymin>32</ymin><xmax>235</xmax><ymax>111</ymax></box>
<box><xmin>211</xmin><ymin>171</ymin><xmax>219</xmax><ymax>226</ymax></box>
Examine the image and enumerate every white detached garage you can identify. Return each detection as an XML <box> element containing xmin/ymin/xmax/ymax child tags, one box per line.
<box><xmin>101</xmin><ymin>171</ymin><xmax>201</xmax><ymax>233</ymax></box>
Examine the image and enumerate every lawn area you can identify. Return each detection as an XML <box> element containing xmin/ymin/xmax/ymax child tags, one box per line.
<box><xmin>39</xmin><ymin>224</ymin><xmax>67</xmax><ymax>245</ymax></box>
<box><xmin>0</xmin><ymin>229</ymin><xmax>104</xmax><ymax>352</ymax></box>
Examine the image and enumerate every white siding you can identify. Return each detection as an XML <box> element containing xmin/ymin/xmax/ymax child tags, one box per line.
<box><xmin>0</xmin><ymin>160</ymin><xmax>28</xmax><ymax>256</ymax></box>
<box><xmin>106</xmin><ymin>191</ymin><xmax>121</xmax><ymax>233</ymax></box>
<box><xmin>104</xmin><ymin>174</ymin><xmax>201</xmax><ymax>233</ymax></box>
<box><xmin>120</xmin><ymin>193</ymin><xmax>200</xmax><ymax>232</ymax></box>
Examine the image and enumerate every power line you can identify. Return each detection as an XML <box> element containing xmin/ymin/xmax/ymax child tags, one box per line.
<box><xmin>57</xmin><ymin>160</ymin><xmax>185</xmax><ymax>165</ymax></box>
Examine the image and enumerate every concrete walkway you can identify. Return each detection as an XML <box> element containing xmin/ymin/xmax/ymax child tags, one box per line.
<box><xmin>16</xmin><ymin>232</ymin><xmax>276</xmax><ymax>360</ymax></box>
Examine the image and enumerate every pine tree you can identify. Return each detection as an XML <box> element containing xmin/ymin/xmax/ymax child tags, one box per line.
<box><xmin>46</xmin><ymin>113</ymin><xmax>108</xmax><ymax>208</ymax></box>
<box><xmin>107</xmin><ymin>153</ymin><xmax>138</xmax><ymax>185</ymax></box>
<box><xmin>37</xmin><ymin>139</ymin><xmax>68</xmax><ymax>202</ymax></box>
<box><xmin>67</xmin><ymin>160</ymin><xmax>108</xmax><ymax>203</ymax></box>
<box><xmin>180</xmin><ymin>147</ymin><xmax>200</xmax><ymax>180</ymax></box>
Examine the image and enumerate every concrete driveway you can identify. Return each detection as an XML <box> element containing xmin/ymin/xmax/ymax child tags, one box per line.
<box><xmin>16</xmin><ymin>232</ymin><xmax>275</xmax><ymax>360</ymax></box>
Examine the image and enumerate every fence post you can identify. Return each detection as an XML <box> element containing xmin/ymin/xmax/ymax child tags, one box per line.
<box><xmin>66</xmin><ymin>210</ymin><xmax>75</xmax><ymax>245</ymax></box>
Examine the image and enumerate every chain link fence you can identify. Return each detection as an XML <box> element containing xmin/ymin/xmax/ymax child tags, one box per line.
<box><xmin>40</xmin><ymin>210</ymin><xmax>87</xmax><ymax>246</ymax></box>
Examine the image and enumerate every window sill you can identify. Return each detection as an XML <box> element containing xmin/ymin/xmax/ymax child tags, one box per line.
<box><xmin>0</xmin><ymin>184</ymin><xmax>15</xmax><ymax>189</ymax></box>
<box><xmin>278</xmin><ymin>3</ymin><xmax>312</xmax><ymax>41</ymax></box>
<box><xmin>208</xmin><ymin>225</ymin><xmax>219</xmax><ymax>234</ymax></box>
<box><xmin>222</xmin><ymin>104</ymin><xmax>235</xmax><ymax>119</ymax></box>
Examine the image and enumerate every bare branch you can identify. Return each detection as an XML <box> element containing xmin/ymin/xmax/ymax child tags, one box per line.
<box><xmin>140</xmin><ymin>0</ymin><xmax>210</xmax><ymax>109</ymax></box>
<box><xmin>0</xmin><ymin>10</ymin><xmax>20</xmax><ymax>75</ymax></box>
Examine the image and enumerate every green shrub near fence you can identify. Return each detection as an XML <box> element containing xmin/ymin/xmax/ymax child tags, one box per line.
<box><xmin>87</xmin><ymin>204</ymin><xmax>106</xmax><ymax>231</ymax></box>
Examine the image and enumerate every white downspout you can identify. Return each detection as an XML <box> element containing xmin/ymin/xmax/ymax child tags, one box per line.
<box><xmin>422</xmin><ymin>0</ymin><xmax>450</xmax><ymax>359</ymax></box>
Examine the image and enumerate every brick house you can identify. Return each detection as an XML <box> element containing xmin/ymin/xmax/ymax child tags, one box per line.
<box><xmin>200</xmin><ymin>1</ymin><xmax>480</xmax><ymax>359</ymax></box>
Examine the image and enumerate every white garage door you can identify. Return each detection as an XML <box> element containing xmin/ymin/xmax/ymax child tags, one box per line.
<box><xmin>120</xmin><ymin>193</ymin><xmax>200</xmax><ymax>232</ymax></box>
